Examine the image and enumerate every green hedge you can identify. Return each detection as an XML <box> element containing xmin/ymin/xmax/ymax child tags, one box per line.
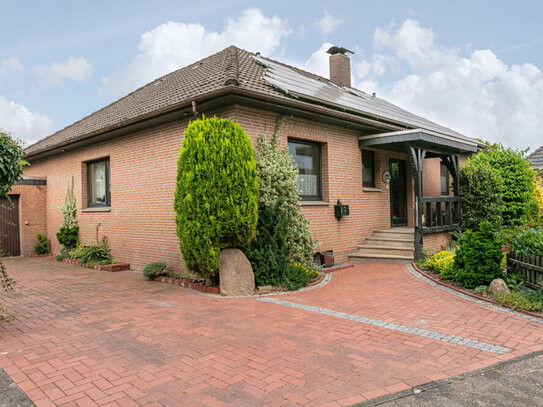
<box><xmin>174</xmin><ymin>117</ymin><xmax>258</xmax><ymax>280</ymax></box>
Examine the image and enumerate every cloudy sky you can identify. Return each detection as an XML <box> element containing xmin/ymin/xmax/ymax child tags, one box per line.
<box><xmin>1</xmin><ymin>1</ymin><xmax>542</xmax><ymax>150</ymax></box>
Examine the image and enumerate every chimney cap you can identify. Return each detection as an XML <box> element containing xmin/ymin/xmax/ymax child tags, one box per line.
<box><xmin>327</xmin><ymin>46</ymin><xmax>354</xmax><ymax>55</ymax></box>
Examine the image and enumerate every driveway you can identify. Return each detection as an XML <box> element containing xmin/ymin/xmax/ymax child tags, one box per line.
<box><xmin>1</xmin><ymin>258</ymin><xmax>543</xmax><ymax>407</ymax></box>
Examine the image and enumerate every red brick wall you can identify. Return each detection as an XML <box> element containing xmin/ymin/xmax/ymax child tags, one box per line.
<box><xmin>24</xmin><ymin>104</ymin><xmax>450</xmax><ymax>270</ymax></box>
<box><xmin>9</xmin><ymin>184</ymin><xmax>47</xmax><ymax>256</ymax></box>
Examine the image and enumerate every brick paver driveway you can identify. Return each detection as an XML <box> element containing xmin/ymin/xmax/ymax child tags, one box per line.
<box><xmin>1</xmin><ymin>258</ymin><xmax>543</xmax><ymax>407</ymax></box>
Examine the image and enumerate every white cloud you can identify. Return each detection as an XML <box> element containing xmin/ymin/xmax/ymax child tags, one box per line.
<box><xmin>316</xmin><ymin>10</ymin><xmax>342</xmax><ymax>36</ymax></box>
<box><xmin>102</xmin><ymin>8</ymin><xmax>290</xmax><ymax>97</ymax></box>
<box><xmin>302</xmin><ymin>42</ymin><xmax>332</xmax><ymax>78</ymax></box>
<box><xmin>0</xmin><ymin>96</ymin><xmax>52</xmax><ymax>146</ymax></box>
<box><xmin>0</xmin><ymin>58</ymin><xmax>23</xmax><ymax>83</ymax></box>
<box><xmin>356</xmin><ymin>19</ymin><xmax>543</xmax><ymax>150</ymax></box>
<box><xmin>35</xmin><ymin>56</ymin><xmax>93</xmax><ymax>86</ymax></box>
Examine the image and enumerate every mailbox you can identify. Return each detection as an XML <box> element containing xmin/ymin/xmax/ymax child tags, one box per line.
<box><xmin>334</xmin><ymin>199</ymin><xmax>350</xmax><ymax>220</ymax></box>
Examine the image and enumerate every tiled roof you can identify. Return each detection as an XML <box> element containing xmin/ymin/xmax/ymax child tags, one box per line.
<box><xmin>529</xmin><ymin>146</ymin><xmax>543</xmax><ymax>168</ymax></box>
<box><xmin>25</xmin><ymin>46</ymin><xmax>472</xmax><ymax>157</ymax></box>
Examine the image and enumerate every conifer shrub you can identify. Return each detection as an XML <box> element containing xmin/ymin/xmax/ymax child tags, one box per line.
<box><xmin>174</xmin><ymin>117</ymin><xmax>258</xmax><ymax>280</ymax></box>
<box><xmin>453</xmin><ymin>221</ymin><xmax>504</xmax><ymax>288</ymax></box>
<box><xmin>245</xmin><ymin>202</ymin><xmax>289</xmax><ymax>286</ymax></box>
<box><xmin>253</xmin><ymin>117</ymin><xmax>315</xmax><ymax>264</ymax></box>
<box><xmin>57</xmin><ymin>179</ymin><xmax>79</xmax><ymax>253</ymax></box>
<box><xmin>143</xmin><ymin>262</ymin><xmax>167</xmax><ymax>279</ymax></box>
<box><xmin>33</xmin><ymin>233</ymin><xmax>49</xmax><ymax>255</ymax></box>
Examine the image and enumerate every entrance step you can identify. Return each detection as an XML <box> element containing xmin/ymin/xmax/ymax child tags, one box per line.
<box><xmin>349</xmin><ymin>227</ymin><xmax>414</xmax><ymax>264</ymax></box>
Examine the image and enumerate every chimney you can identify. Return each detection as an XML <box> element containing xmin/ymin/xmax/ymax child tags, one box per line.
<box><xmin>327</xmin><ymin>46</ymin><xmax>354</xmax><ymax>88</ymax></box>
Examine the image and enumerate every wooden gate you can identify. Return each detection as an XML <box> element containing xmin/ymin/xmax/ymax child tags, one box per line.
<box><xmin>0</xmin><ymin>196</ymin><xmax>20</xmax><ymax>257</ymax></box>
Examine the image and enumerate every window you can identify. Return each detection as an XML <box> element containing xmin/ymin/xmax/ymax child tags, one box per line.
<box><xmin>87</xmin><ymin>158</ymin><xmax>110</xmax><ymax>207</ymax></box>
<box><xmin>288</xmin><ymin>139</ymin><xmax>322</xmax><ymax>200</ymax></box>
<box><xmin>362</xmin><ymin>150</ymin><xmax>375</xmax><ymax>188</ymax></box>
<box><xmin>440</xmin><ymin>162</ymin><xmax>449</xmax><ymax>195</ymax></box>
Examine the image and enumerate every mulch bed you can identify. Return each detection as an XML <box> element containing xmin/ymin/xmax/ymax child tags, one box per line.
<box><xmin>412</xmin><ymin>262</ymin><xmax>543</xmax><ymax>319</ymax></box>
<box><xmin>29</xmin><ymin>253</ymin><xmax>53</xmax><ymax>257</ymax></box>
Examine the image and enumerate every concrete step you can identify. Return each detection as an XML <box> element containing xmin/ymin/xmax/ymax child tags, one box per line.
<box><xmin>349</xmin><ymin>252</ymin><xmax>413</xmax><ymax>264</ymax></box>
<box><xmin>355</xmin><ymin>245</ymin><xmax>414</xmax><ymax>257</ymax></box>
<box><xmin>365</xmin><ymin>236</ymin><xmax>415</xmax><ymax>247</ymax></box>
<box><xmin>372</xmin><ymin>231</ymin><xmax>415</xmax><ymax>241</ymax></box>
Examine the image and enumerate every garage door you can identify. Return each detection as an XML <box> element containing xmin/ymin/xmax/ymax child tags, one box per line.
<box><xmin>0</xmin><ymin>196</ymin><xmax>20</xmax><ymax>257</ymax></box>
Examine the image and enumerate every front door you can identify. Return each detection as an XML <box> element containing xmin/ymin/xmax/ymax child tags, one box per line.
<box><xmin>0</xmin><ymin>196</ymin><xmax>20</xmax><ymax>256</ymax></box>
<box><xmin>390</xmin><ymin>159</ymin><xmax>407</xmax><ymax>227</ymax></box>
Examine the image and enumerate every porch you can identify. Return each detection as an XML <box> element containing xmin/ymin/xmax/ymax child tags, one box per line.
<box><xmin>355</xmin><ymin>128</ymin><xmax>481</xmax><ymax>261</ymax></box>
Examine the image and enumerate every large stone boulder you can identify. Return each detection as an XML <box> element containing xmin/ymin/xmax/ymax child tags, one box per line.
<box><xmin>219</xmin><ymin>248</ymin><xmax>255</xmax><ymax>296</ymax></box>
<box><xmin>488</xmin><ymin>278</ymin><xmax>511</xmax><ymax>295</ymax></box>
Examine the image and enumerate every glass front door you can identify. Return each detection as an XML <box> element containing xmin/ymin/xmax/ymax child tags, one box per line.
<box><xmin>390</xmin><ymin>159</ymin><xmax>407</xmax><ymax>227</ymax></box>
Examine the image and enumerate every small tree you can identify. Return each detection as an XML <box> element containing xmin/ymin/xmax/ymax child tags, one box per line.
<box><xmin>174</xmin><ymin>117</ymin><xmax>258</xmax><ymax>280</ymax></box>
<box><xmin>56</xmin><ymin>178</ymin><xmax>79</xmax><ymax>254</ymax></box>
<box><xmin>468</xmin><ymin>145</ymin><xmax>538</xmax><ymax>227</ymax></box>
<box><xmin>460</xmin><ymin>161</ymin><xmax>505</xmax><ymax>230</ymax></box>
<box><xmin>1</xmin><ymin>131</ymin><xmax>28</xmax><ymax>320</ymax></box>
<box><xmin>253</xmin><ymin>117</ymin><xmax>316</xmax><ymax>264</ymax></box>
<box><xmin>453</xmin><ymin>221</ymin><xmax>504</xmax><ymax>288</ymax></box>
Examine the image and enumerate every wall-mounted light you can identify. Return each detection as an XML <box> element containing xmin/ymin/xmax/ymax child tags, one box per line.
<box><xmin>382</xmin><ymin>171</ymin><xmax>392</xmax><ymax>190</ymax></box>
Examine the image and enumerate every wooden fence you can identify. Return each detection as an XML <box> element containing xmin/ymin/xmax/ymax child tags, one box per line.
<box><xmin>507</xmin><ymin>250</ymin><xmax>543</xmax><ymax>289</ymax></box>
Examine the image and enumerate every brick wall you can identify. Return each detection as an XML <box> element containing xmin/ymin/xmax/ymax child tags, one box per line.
<box><xmin>9</xmin><ymin>184</ymin><xmax>47</xmax><ymax>255</ymax></box>
<box><xmin>23</xmin><ymin>104</ymin><xmax>450</xmax><ymax>270</ymax></box>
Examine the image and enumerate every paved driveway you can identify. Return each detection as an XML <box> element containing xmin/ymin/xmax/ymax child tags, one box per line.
<box><xmin>1</xmin><ymin>258</ymin><xmax>543</xmax><ymax>407</ymax></box>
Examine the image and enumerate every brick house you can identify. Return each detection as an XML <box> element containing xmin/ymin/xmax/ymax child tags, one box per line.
<box><xmin>4</xmin><ymin>46</ymin><xmax>482</xmax><ymax>268</ymax></box>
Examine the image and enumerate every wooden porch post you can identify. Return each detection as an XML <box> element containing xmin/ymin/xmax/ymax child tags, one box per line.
<box><xmin>443</xmin><ymin>154</ymin><xmax>460</xmax><ymax>224</ymax></box>
<box><xmin>409</xmin><ymin>146</ymin><xmax>426</xmax><ymax>261</ymax></box>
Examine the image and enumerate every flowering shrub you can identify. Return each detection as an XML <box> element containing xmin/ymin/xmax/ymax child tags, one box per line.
<box><xmin>282</xmin><ymin>262</ymin><xmax>319</xmax><ymax>290</ymax></box>
<box><xmin>424</xmin><ymin>251</ymin><xmax>455</xmax><ymax>280</ymax></box>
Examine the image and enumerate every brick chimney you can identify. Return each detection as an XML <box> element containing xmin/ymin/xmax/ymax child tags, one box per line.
<box><xmin>327</xmin><ymin>46</ymin><xmax>354</xmax><ymax>88</ymax></box>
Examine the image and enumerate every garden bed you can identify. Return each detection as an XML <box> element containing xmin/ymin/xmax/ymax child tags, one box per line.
<box><xmin>57</xmin><ymin>257</ymin><xmax>130</xmax><ymax>272</ymax></box>
<box><xmin>412</xmin><ymin>262</ymin><xmax>543</xmax><ymax>319</ymax></box>
<box><xmin>151</xmin><ymin>271</ymin><xmax>328</xmax><ymax>296</ymax></box>
<box><xmin>29</xmin><ymin>253</ymin><xmax>53</xmax><ymax>258</ymax></box>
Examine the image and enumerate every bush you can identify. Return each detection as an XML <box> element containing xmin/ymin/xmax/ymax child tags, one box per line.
<box><xmin>512</xmin><ymin>227</ymin><xmax>543</xmax><ymax>256</ymax></box>
<box><xmin>282</xmin><ymin>262</ymin><xmax>320</xmax><ymax>291</ymax></box>
<box><xmin>460</xmin><ymin>161</ymin><xmax>504</xmax><ymax>230</ymax></box>
<box><xmin>253</xmin><ymin>117</ymin><xmax>315</xmax><ymax>264</ymax></box>
<box><xmin>79</xmin><ymin>245</ymin><xmax>111</xmax><ymax>265</ymax></box>
<box><xmin>453</xmin><ymin>221</ymin><xmax>504</xmax><ymax>288</ymax></box>
<box><xmin>424</xmin><ymin>251</ymin><xmax>455</xmax><ymax>280</ymax></box>
<box><xmin>57</xmin><ymin>226</ymin><xmax>79</xmax><ymax>249</ymax></box>
<box><xmin>174</xmin><ymin>117</ymin><xmax>258</xmax><ymax>280</ymax></box>
<box><xmin>494</xmin><ymin>291</ymin><xmax>543</xmax><ymax>312</ymax></box>
<box><xmin>245</xmin><ymin>203</ymin><xmax>289</xmax><ymax>286</ymax></box>
<box><xmin>33</xmin><ymin>233</ymin><xmax>49</xmax><ymax>255</ymax></box>
<box><xmin>467</xmin><ymin>145</ymin><xmax>538</xmax><ymax>227</ymax></box>
<box><xmin>57</xmin><ymin>179</ymin><xmax>79</xmax><ymax>250</ymax></box>
<box><xmin>143</xmin><ymin>262</ymin><xmax>167</xmax><ymax>279</ymax></box>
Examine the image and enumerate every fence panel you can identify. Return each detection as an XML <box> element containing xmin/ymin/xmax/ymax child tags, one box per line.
<box><xmin>507</xmin><ymin>250</ymin><xmax>543</xmax><ymax>289</ymax></box>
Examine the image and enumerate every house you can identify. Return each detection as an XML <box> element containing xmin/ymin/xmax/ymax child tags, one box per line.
<box><xmin>4</xmin><ymin>46</ymin><xmax>482</xmax><ymax>268</ymax></box>
<box><xmin>529</xmin><ymin>146</ymin><xmax>543</xmax><ymax>174</ymax></box>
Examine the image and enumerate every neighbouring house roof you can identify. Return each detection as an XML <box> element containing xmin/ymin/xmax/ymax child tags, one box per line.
<box><xmin>529</xmin><ymin>146</ymin><xmax>543</xmax><ymax>169</ymax></box>
<box><xmin>25</xmin><ymin>46</ymin><xmax>481</xmax><ymax>159</ymax></box>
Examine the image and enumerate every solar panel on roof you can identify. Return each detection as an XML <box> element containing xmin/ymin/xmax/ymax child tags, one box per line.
<box><xmin>253</xmin><ymin>55</ymin><xmax>473</xmax><ymax>144</ymax></box>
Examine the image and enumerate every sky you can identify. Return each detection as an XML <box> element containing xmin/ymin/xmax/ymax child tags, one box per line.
<box><xmin>1</xmin><ymin>0</ymin><xmax>542</xmax><ymax>151</ymax></box>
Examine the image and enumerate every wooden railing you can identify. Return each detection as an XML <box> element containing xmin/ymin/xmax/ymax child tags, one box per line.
<box><xmin>421</xmin><ymin>196</ymin><xmax>460</xmax><ymax>234</ymax></box>
<box><xmin>507</xmin><ymin>250</ymin><xmax>543</xmax><ymax>289</ymax></box>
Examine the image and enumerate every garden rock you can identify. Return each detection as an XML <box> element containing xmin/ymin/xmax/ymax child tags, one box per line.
<box><xmin>489</xmin><ymin>278</ymin><xmax>511</xmax><ymax>295</ymax></box>
<box><xmin>219</xmin><ymin>249</ymin><xmax>255</xmax><ymax>296</ymax></box>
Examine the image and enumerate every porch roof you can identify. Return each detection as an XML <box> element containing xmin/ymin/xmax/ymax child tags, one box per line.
<box><xmin>358</xmin><ymin>129</ymin><xmax>481</xmax><ymax>154</ymax></box>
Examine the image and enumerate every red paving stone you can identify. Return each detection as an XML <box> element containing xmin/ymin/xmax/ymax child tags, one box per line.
<box><xmin>1</xmin><ymin>257</ymin><xmax>543</xmax><ymax>406</ymax></box>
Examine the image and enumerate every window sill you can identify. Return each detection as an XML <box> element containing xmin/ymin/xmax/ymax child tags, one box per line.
<box><xmin>300</xmin><ymin>201</ymin><xmax>330</xmax><ymax>206</ymax></box>
<box><xmin>363</xmin><ymin>187</ymin><xmax>382</xmax><ymax>192</ymax></box>
<box><xmin>82</xmin><ymin>207</ymin><xmax>111</xmax><ymax>213</ymax></box>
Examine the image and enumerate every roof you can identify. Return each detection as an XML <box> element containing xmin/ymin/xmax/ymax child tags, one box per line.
<box><xmin>25</xmin><ymin>45</ymin><xmax>479</xmax><ymax>158</ymax></box>
<box><xmin>529</xmin><ymin>146</ymin><xmax>543</xmax><ymax>169</ymax></box>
